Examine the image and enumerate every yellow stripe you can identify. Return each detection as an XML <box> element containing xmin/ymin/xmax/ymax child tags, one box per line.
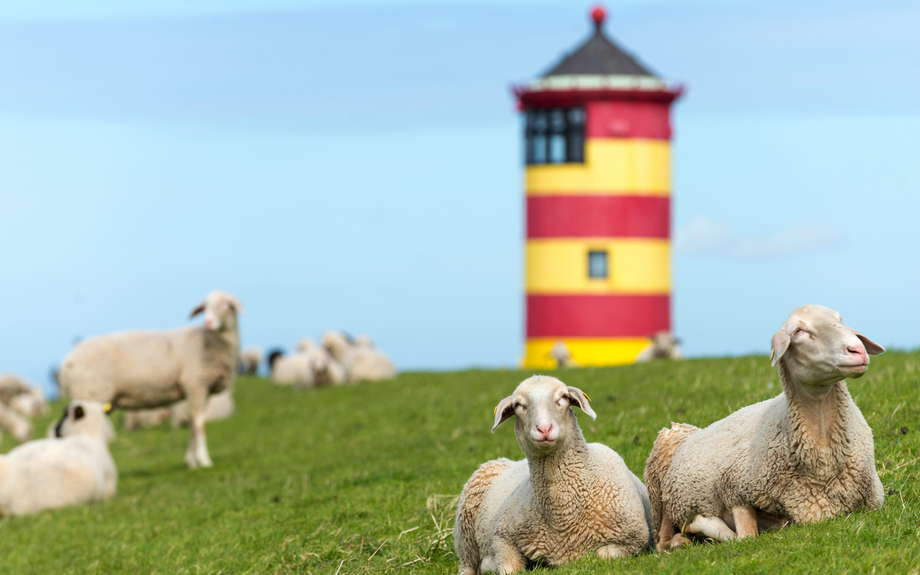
<box><xmin>522</xmin><ymin>338</ymin><xmax>652</xmax><ymax>368</ymax></box>
<box><xmin>526</xmin><ymin>238</ymin><xmax>670</xmax><ymax>295</ymax></box>
<box><xmin>526</xmin><ymin>139</ymin><xmax>670</xmax><ymax>195</ymax></box>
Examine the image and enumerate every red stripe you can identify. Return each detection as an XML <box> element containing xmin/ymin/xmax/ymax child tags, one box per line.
<box><xmin>526</xmin><ymin>295</ymin><xmax>670</xmax><ymax>338</ymax></box>
<box><xmin>527</xmin><ymin>195</ymin><xmax>670</xmax><ymax>239</ymax></box>
<box><xmin>585</xmin><ymin>101</ymin><xmax>672</xmax><ymax>140</ymax></box>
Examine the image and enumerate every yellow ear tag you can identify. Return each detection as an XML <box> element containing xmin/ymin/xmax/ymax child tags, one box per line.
<box><xmin>103</xmin><ymin>402</ymin><xmax>112</xmax><ymax>413</ymax></box>
<box><xmin>493</xmin><ymin>406</ymin><xmax>497</xmax><ymax>415</ymax></box>
<box><xmin>770</xmin><ymin>348</ymin><xmax>775</xmax><ymax>361</ymax></box>
<box><xmin>583</xmin><ymin>392</ymin><xmax>592</xmax><ymax>402</ymax></box>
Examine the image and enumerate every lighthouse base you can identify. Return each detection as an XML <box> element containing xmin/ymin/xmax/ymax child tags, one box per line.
<box><xmin>522</xmin><ymin>337</ymin><xmax>652</xmax><ymax>369</ymax></box>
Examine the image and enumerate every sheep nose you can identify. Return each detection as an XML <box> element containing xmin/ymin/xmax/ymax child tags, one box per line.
<box><xmin>535</xmin><ymin>423</ymin><xmax>553</xmax><ymax>437</ymax></box>
<box><xmin>847</xmin><ymin>345</ymin><xmax>868</xmax><ymax>361</ymax></box>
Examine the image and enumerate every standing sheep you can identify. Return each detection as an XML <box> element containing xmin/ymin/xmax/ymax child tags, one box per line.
<box><xmin>454</xmin><ymin>375</ymin><xmax>653</xmax><ymax>574</ymax></box>
<box><xmin>322</xmin><ymin>330</ymin><xmax>396</xmax><ymax>383</ymax></box>
<box><xmin>58</xmin><ymin>290</ymin><xmax>243</xmax><ymax>469</ymax></box>
<box><xmin>239</xmin><ymin>346</ymin><xmax>261</xmax><ymax>376</ymax></box>
<box><xmin>634</xmin><ymin>331</ymin><xmax>683</xmax><ymax>363</ymax></box>
<box><xmin>0</xmin><ymin>401</ymin><xmax>116</xmax><ymax>516</ymax></box>
<box><xmin>645</xmin><ymin>305</ymin><xmax>885</xmax><ymax>550</ymax></box>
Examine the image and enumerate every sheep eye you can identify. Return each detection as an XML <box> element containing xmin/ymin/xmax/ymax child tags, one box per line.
<box><xmin>515</xmin><ymin>403</ymin><xmax>526</xmax><ymax>411</ymax></box>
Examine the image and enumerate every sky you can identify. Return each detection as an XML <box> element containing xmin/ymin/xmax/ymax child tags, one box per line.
<box><xmin>0</xmin><ymin>0</ymin><xmax>918</xmax><ymax>393</ymax></box>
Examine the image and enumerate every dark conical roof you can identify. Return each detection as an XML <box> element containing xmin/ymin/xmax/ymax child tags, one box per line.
<box><xmin>543</xmin><ymin>9</ymin><xmax>657</xmax><ymax>78</ymax></box>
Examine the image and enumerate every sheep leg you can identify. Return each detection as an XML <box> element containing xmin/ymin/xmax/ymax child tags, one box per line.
<box><xmin>183</xmin><ymin>392</ymin><xmax>212</xmax><ymax>469</ymax></box>
<box><xmin>488</xmin><ymin>539</ymin><xmax>526</xmax><ymax>574</ymax></box>
<box><xmin>191</xmin><ymin>411</ymin><xmax>213</xmax><ymax>468</ymax></box>
<box><xmin>656</xmin><ymin>509</ymin><xmax>678</xmax><ymax>551</ymax></box>
<box><xmin>684</xmin><ymin>515</ymin><xmax>736</xmax><ymax>541</ymax></box>
<box><xmin>596</xmin><ymin>544</ymin><xmax>629</xmax><ymax>559</ymax></box>
<box><xmin>731</xmin><ymin>505</ymin><xmax>759</xmax><ymax>538</ymax></box>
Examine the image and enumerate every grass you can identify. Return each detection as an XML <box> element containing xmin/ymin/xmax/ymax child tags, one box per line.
<box><xmin>0</xmin><ymin>351</ymin><xmax>916</xmax><ymax>574</ymax></box>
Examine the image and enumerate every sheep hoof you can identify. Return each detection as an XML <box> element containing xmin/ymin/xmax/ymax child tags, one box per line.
<box><xmin>597</xmin><ymin>544</ymin><xmax>628</xmax><ymax>559</ymax></box>
<box><xmin>669</xmin><ymin>533</ymin><xmax>692</xmax><ymax>550</ymax></box>
<box><xmin>185</xmin><ymin>453</ymin><xmax>199</xmax><ymax>469</ymax></box>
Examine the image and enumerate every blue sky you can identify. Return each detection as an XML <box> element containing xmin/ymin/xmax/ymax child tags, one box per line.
<box><xmin>1</xmin><ymin>0</ymin><xmax>918</xmax><ymax>392</ymax></box>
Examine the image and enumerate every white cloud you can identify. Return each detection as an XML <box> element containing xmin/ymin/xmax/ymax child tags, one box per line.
<box><xmin>674</xmin><ymin>215</ymin><xmax>845</xmax><ymax>260</ymax></box>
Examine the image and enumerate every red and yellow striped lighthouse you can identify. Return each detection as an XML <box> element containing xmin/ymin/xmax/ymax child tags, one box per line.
<box><xmin>516</xmin><ymin>6</ymin><xmax>683</xmax><ymax>369</ymax></box>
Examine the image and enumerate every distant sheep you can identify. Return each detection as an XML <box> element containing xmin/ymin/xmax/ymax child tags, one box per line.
<box><xmin>239</xmin><ymin>346</ymin><xmax>261</xmax><ymax>376</ymax></box>
<box><xmin>58</xmin><ymin>290</ymin><xmax>243</xmax><ymax>469</ymax></box>
<box><xmin>170</xmin><ymin>389</ymin><xmax>235</xmax><ymax>428</ymax></box>
<box><xmin>0</xmin><ymin>401</ymin><xmax>116</xmax><ymax>516</ymax></box>
<box><xmin>455</xmin><ymin>375</ymin><xmax>653</xmax><ymax>573</ymax></box>
<box><xmin>645</xmin><ymin>305</ymin><xmax>885</xmax><ymax>550</ymax></box>
<box><xmin>635</xmin><ymin>331</ymin><xmax>683</xmax><ymax>363</ymax></box>
<box><xmin>322</xmin><ymin>330</ymin><xmax>396</xmax><ymax>383</ymax></box>
<box><xmin>548</xmin><ymin>340</ymin><xmax>580</xmax><ymax>368</ymax></box>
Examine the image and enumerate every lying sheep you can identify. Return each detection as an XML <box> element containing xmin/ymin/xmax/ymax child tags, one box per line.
<box><xmin>239</xmin><ymin>346</ymin><xmax>261</xmax><ymax>376</ymax></box>
<box><xmin>0</xmin><ymin>374</ymin><xmax>33</xmax><ymax>405</ymax></box>
<box><xmin>634</xmin><ymin>331</ymin><xmax>683</xmax><ymax>363</ymax></box>
<box><xmin>645</xmin><ymin>305</ymin><xmax>885</xmax><ymax>550</ymax></box>
<box><xmin>0</xmin><ymin>401</ymin><xmax>116</xmax><ymax>516</ymax></box>
<box><xmin>454</xmin><ymin>375</ymin><xmax>653</xmax><ymax>573</ymax></box>
<box><xmin>10</xmin><ymin>388</ymin><xmax>48</xmax><ymax>419</ymax></box>
<box><xmin>270</xmin><ymin>351</ymin><xmax>315</xmax><ymax>387</ymax></box>
<box><xmin>0</xmin><ymin>403</ymin><xmax>31</xmax><ymax>443</ymax></box>
<box><xmin>299</xmin><ymin>339</ymin><xmax>347</xmax><ymax>386</ymax></box>
<box><xmin>322</xmin><ymin>330</ymin><xmax>396</xmax><ymax>383</ymax></box>
<box><xmin>123</xmin><ymin>407</ymin><xmax>172</xmax><ymax>432</ymax></box>
<box><xmin>58</xmin><ymin>290</ymin><xmax>243</xmax><ymax>469</ymax></box>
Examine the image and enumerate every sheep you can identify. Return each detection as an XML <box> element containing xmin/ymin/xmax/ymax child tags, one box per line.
<box><xmin>0</xmin><ymin>403</ymin><xmax>31</xmax><ymax>443</ymax></box>
<box><xmin>644</xmin><ymin>305</ymin><xmax>885</xmax><ymax>550</ymax></box>
<box><xmin>454</xmin><ymin>375</ymin><xmax>653</xmax><ymax>573</ymax></box>
<box><xmin>0</xmin><ymin>401</ymin><xmax>116</xmax><ymax>516</ymax></box>
<box><xmin>270</xmin><ymin>351</ymin><xmax>315</xmax><ymax>387</ymax></box>
<box><xmin>634</xmin><ymin>331</ymin><xmax>683</xmax><ymax>363</ymax></box>
<box><xmin>170</xmin><ymin>388</ymin><xmax>235</xmax><ymax>428</ymax></box>
<box><xmin>10</xmin><ymin>388</ymin><xmax>48</xmax><ymax>419</ymax></box>
<box><xmin>123</xmin><ymin>407</ymin><xmax>172</xmax><ymax>432</ymax></box>
<box><xmin>58</xmin><ymin>289</ymin><xmax>243</xmax><ymax>469</ymax></box>
<box><xmin>322</xmin><ymin>330</ymin><xmax>396</xmax><ymax>383</ymax></box>
<box><xmin>299</xmin><ymin>338</ymin><xmax>347</xmax><ymax>386</ymax></box>
<box><xmin>548</xmin><ymin>340</ymin><xmax>580</xmax><ymax>368</ymax></box>
<box><xmin>239</xmin><ymin>346</ymin><xmax>261</xmax><ymax>375</ymax></box>
<box><xmin>0</xmin><ymin>374</ymin><xmax>33</xmax><ymax>405</ymax></box>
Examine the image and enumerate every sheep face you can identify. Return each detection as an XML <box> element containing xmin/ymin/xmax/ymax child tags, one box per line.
<box><xmin>771</xmin><ymin>305</ymin><xmax>884</xmax><ymax>388</ymax></box>
<box><xmin>54</xmin><ymin>401</ymin><xmax>111</xmax><ymax>439</ymax></box>
<box><xmin>189</xmin><ymin>290</ymin><xmax>244</xmax><ymax>332</ymax></box>
<box><xmin>492</xmin><ymin>376</ymin><xmax>596</xmax><ymax>455</ymax></box>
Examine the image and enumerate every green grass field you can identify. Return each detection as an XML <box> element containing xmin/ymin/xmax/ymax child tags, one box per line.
<box><xmin>0</xmin><ymin>352</ymin><xmax>916</xmax><ymax>574</ymax></box>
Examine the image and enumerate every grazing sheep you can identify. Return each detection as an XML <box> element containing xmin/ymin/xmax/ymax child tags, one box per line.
<box><xmin>170</xmin><ymin>388</ymin><xmax>235</xmax><ymax>428</ymax></box>
<box><xmin>322</xmin><ymin>330</ymin><xmax>396</xmax><ymax>383</ymax></box>
<box><xmin>58</xmin><ymin>290</ymin><xmax>243</xmax><ymax>469</ymax></box>
<box><xmin>10</xmin><ymin>388</ymin><xmax>49</xmax><ymax>419</ymax></box>
<box><xmin>645</xmin><ymin>305</ymin><xmax>885</xmax><ymax>550</ymax></box>
<box><xmin>239</xmin><ymin>346</ymin><xmax>261</xmax><ymax>375</ymax></box>
<box><xmin>122</xmin><ymin>407</ymin><xmax>172</xmax><ymax>432</ymax></box>
<box><xmin>634</xmin><ymin>331</ymin><xmax>683</xmax><ymax>363</ymax></box>
<box><xmin>0</xmin><ymin>401</ymin><xmax>116</xmax><ymax>516</ymax></box>
<box><xmin>454</xmin><ymin>375</ymin><xmax>653</xmax><ymax>573</ymax></box>
<box><xmin>548</xmin><ymin>340</ymin><xmax>580</xmax><ymax>368</ymax></box>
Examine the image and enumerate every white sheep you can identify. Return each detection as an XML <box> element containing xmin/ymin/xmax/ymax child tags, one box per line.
<box><xmin>634</xmin><ymin>331</ymin><xmax>683</xmax><ymax>363</ymax></box>
<box><xmin>270</xmin><ymin>351</ymin><xmax>315</xmax><ymax>387</ymax></box>
<box><xmin>322</xmin><ymin>330</ymin><xmax>396</xmax><ymax>383</ymax></box>
<box><xmin>58</xmin><ymin>290</ymin><xmax>243</xmax><ymax>469</ymax></box>
<box><xmin>548</xmin><ymin>340</ymin><xmax>580</xmax><ymax>368</ymax></box>
<box><xmin>454</xmin><ymin>375</ymin><xmax>653</xmax><ymax>573</ymax></box>
<box><xmin>299</xmin><ymin>338</ymin><xmax>347</xmax><ymax>386</ymax></box>
<box><xmin>644</xmin><ymin>305</ymin><xmax>885</xmax><ymax>550</ymax></box>
<box><xmin>10</xmin><ymin>387</ymin><xmax>49</xmax><ymax>419</ymax></box>
<box><xmin>239</xmin><ymin>346</ymin><xmax>261</xmax><ymax>375</ymax></box>
<box><xmin>122</xmin><ymin>407</ymin><xmax>172</xmax><ymax>432</ymax></box>
<box><xmin>0</xmin><ymin>401</ymin><xmax>116</xmax><ymax>516</ymax></box>
<box><xmin>0</xmin><ymin>402</ymin><xmax>31</xmax><ymax>443</ymax></box>
<box><xmin>170</xmin><ymin>388</ymin><xmax>235</xmax><ymax>428</ymax></box>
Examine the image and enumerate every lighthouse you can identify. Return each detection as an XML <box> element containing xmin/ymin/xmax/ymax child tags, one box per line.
<box><xmin>516</xmin><ymin>6</ymin><xmax>683</xmax><ymax>369</ymax></box>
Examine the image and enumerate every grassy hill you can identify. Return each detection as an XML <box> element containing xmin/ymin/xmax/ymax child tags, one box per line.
<box><xmin>0</xmin><ymin>352</ymin><xmax>916</xmax><ymax>574</ymax></box>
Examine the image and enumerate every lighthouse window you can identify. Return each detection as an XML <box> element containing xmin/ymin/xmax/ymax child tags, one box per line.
<box><xmin>587</xmin><ymin>250</ymin><xmax>608</xmax><ymax>279</ymax></box>
<box><xmin>526</xmin><ymin>107</ymin><xmax>585</xmax><ymax>165</ymax></box>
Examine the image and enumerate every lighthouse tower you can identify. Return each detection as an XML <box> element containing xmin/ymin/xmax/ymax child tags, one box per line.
<box><xmin>516</xmin><ymin>6</ymin><xmax>683</xmax><ymax>369</ymax></box>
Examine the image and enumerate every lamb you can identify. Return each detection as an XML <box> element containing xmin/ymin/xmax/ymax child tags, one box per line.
<box><xmin>634</xmin><ymin>331</ymin><xmax>683</xmax><ymax>363</ymax></box>
<box><xmin>58</xmin><ymin>289</ymin><xmax>243</xmax><ymax>469</ymax></box>
<box><xmin>322</xmin><ymin>330</ymin><xmax>396</xmax><ymax>383</ymax></box>
<box><xmin>239</xmin><ymin>346</ymin><xmax>261</xmax><ymax>376</ymax></box>
<box><xmin>548</xmin><ymin>340</ymin><xmax>580</xmax><ymax>368</ymax></box>
<box><xmin>644</xmin><ymin>305</ymin><xmax>885</xmax><ymax>550</ymax></box>
<box><xmin>0</xmin><ymin>401</ymin><xmax>116</xmax><ymax>516</ymax></box>
<box><xmin>454</xmin><ymin>375</ymin><xmax>653</xmax><ymax>573</ymax></box>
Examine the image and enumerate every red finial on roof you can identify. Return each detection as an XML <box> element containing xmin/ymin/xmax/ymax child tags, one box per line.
<box><xmin>591</xmin><ymin>4</ymin><xmax>607</xmax><ymax>30</ymax></box>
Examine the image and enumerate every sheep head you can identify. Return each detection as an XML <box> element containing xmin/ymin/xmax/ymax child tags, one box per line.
<box><xmin>190</xmin><ymin>290</ymin><xmax>244</xmax><ymax>332</ymax></box>
<box><xmin>54</xmin><ymin>400</ymin><xmax>112</xmax><ymax>440</ymax></box>
<box><xmin>492</xmin><ymin>375</ymin><xmax>596</xmax><ymax>455</ymax></box>
<box><xmin>771</xmin><ymin>305</ymin><xmax>884</xmax><ymax>388</ymax></box>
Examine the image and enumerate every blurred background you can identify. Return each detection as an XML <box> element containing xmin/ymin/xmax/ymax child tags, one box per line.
<box><xmin>1</xmin><ymin>0</ymin><xmax>918</xmax><ymax>394</ymax></box>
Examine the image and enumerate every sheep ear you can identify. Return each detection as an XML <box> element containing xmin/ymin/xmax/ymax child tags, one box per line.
<box><xmin>189</xmin><ymin>303</ymin><xmax>205</xmax><ymax>318</ymax></box>
<box><xmin>491</xmin><ymin>396</ymin><xmax>516</xmax><ymax>433</ymax></box>
<box><xmin>771</xmin><ymin>329</ymin><xmax>791</xmax><ymax>367</ymax></box>
<box><xmin>854</xmin><ymin>332</ymin><xmax>885</xmax><ymax>355</ymax></box>
<box><xmin>566</xmin><ymin>386</ymin><xmax>597</xmax><ymax>420</ymax></box>
<box><xmin>226</xmin><ymin>295</ymin><xmax>245</xmax><ymax>314</ymax></box>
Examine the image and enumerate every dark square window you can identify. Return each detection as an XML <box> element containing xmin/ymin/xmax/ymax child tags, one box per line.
<box><xmin>525</xmin><ymin>107</ymin><xmax>585</xmax><ymax>165</ymax></box>
<box><xmin>588</xmin><ymin>250</ymin><xmax>608</xmax><ymax>279</ymax></box>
